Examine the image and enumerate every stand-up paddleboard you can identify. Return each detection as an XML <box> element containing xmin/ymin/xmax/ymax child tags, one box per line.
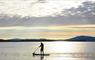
<box><xmin>33</xmin><ymin>43</ymin><xmax>50</xmax><ymax>56</ymax></box>
<box><xmin>33</xmin><ymin>53</ymin><xmax>50</xmax><ymax>56</ymax></box>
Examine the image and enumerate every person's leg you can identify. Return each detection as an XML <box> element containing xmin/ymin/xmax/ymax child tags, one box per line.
<box><xmin>40</xmin><ymin>50</ymin><xmax>42</xmax><ymax>54</ymax></box>
<box><xmin>43</xmin><ymin>51</ymin><xmax>44</xmax><ymax>54</ymax></box>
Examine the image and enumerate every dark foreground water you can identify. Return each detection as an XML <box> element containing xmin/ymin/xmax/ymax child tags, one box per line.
<box><xmin>0</xmin><ymin>41</ymin><xmax>95</xmax><ymax>60</ymax></box>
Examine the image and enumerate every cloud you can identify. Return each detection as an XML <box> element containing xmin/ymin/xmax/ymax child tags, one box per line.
<box><xmin>0</xmin><ymin>1</ymin><xmax>95</xmax><ymax>27</ymax></box>
<box><xmin>62</xmin><ymin>1</ymin><xmax>95</xmax><ymax>24</ymax></box>
<box><xmin>0</xmin><ymin>0</ymin><xmax>89</xmax><ymax>17</ymax></box>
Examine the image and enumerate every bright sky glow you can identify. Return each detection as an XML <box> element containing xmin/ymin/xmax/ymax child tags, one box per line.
<box><xmin>0</xmin><ymin>25</ymin><xmax>95</xmax><ymax>39</ymax></box>
<box><xmin>0</xmin><ymin>0</ymin><xmax>94</xmax><ymax>17</ymax></box>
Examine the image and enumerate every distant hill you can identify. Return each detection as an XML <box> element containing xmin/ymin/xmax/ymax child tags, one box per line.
<box><xmin>67</xmin><ymin>36</ymin><xmax>95</xmax><ymax>41</ymax></box>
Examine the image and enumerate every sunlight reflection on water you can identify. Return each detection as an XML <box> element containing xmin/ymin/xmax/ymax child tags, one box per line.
<box><xmin>0</xmin><ymin>42</ymin><xmax>95</xmax><ymax>60</ymax></box>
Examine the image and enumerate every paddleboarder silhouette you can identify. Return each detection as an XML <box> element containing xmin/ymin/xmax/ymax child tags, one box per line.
<box><xmin>33</xmin><ymin>42</ymin><xmax>49</xmax><ymax>57</ymax></box>
<box><xmin>33</xmin><ymin>42</ymin><xmax>44</xmax><ymax>56</ymax></box>
<box><xmin>39</xmin><ymin>42</ymin><xmax>44</xmax><ymax>54</ymax></box>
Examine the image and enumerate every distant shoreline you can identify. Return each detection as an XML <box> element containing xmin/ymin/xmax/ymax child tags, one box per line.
<box><xmin>0</xmin><ymin>35</ymin><xmax>95</xmax><ymax>42</ymax></box>
<box><xmin>0</xmin><ymin>39</ymin><xmax>95</xmax><ymax>42</ymax></box>
<box><xmin>0</xmin><ymin>39</ymin><xmax>65</xmax><ymax>42</ymax></box>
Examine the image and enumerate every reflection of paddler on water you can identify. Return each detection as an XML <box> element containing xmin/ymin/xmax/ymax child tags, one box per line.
<box><xmin>33</xmin><ymin>42</ymin><xmax>49</xmax><ymax>56</ymax></box>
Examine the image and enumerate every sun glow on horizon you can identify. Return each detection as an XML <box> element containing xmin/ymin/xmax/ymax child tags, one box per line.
<box><xmin>0</xmin><ymin>25</ymin><xmax>95</xmax><ymax>39</ymax></box>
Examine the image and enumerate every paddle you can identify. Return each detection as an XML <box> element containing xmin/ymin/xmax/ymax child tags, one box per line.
<box><xmin>33</xmin><ymin>46</ymin><xmax>40</xmax><ymax>54</ymax></box>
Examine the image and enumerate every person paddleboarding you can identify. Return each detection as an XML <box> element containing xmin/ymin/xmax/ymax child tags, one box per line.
<box><xmin>33</xmin><ymin>42</ymin><xmax>50</xmax><ymax>57</ymax></box>
<box><xmin>39</xmin><ymin>42</ymin><xmax>44</xmax><ymax>54</ymax></box>
<box><xmin>33</xmin><ymin>42</ymin><xmax>44</xmax><ymax>55</ymax></box>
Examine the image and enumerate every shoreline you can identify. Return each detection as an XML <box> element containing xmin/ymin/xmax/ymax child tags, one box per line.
<box><xmin>0</xmin><ymin>39</ymin><xmax>95</xmax><ymax>42</ymax></box>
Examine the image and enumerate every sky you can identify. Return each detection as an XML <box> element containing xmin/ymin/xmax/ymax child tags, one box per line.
<box><xmin>0</xmin><ymin>0</ymin><xmax>95</xmax><ymax>17</ymax></box>
<box><xmin>0</xmin><ymin>0</ymin><xmax>83</xmax><ymax>17</ymax></box>
<box><xmin>0</xmin><ymin>0</ymin><xmax>95</xmax><ymax>39</ymax></box>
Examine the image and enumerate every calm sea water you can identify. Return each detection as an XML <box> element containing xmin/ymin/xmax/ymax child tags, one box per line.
<box><xmin>0</xmin><ymin>42</ymin><xmax>95</xmax><ymax>60</ymax></box>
